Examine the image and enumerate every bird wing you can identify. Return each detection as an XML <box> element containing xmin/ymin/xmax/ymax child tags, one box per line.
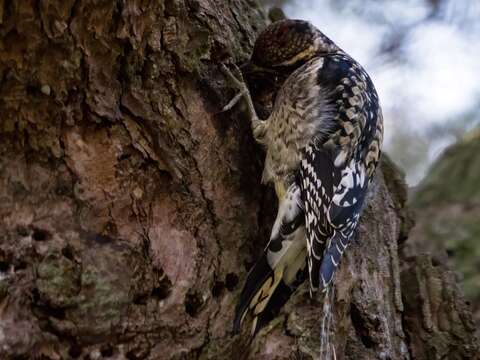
<box><xmin>299</xmin><ymin>52</ymin><xmax>381</xmax><ymax>293</ymax></box>
<box><xmin>300</xmin><ymin>144</ymin><xmax>369</xmax><ymax>292</ymax></box>
<box><xmin>299</xmin><ymin>145</ymin><xmax>337</xmax><ymax>292</ymax></box>
<box><xmin>320</xmin><ymin>157</ymin><xmax>368</xmax><ymax>288</ymax></box>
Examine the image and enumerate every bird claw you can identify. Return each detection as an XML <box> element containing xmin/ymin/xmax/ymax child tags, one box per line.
<box><xmin>220</xmin><ymin>63</ymin><xmax>250</xmax><ymax>113</ymax></box>
<box><xmin>219</xmin><ymin>63</ymin><xmax>261</xmax><ymax>140</ymax></box>
<box><xmin>221</xmin><ymin>63</ymin><xmax>245</xmax><ymax>87</ymax></box>
<box><xmin>221</xmin><ymin>91</ymin><xmax>245</xmax><ymax>112</ymax></box>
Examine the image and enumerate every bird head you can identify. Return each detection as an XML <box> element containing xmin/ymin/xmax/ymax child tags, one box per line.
<box><xmin>243</xmin><ymin>19</ymin><xmax>340</xmax><ymax>75</ymax></box>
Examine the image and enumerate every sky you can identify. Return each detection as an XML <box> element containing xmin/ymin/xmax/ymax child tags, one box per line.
<box><xmin>279</xmin><ymin>0</ymin><xmax>480</xmax><ymax>184</ymax></box>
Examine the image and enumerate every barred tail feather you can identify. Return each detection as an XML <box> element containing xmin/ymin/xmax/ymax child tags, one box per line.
<box><xmin>319</xmin><ymin>231</ymin><xmax>350</xmax><ymax>291</ymax></box>
<box><xmin>233</xmin><ymin>228</ymin><xmax>306</xmax><ymax>335</ymax></box>
<box><xmin>252</xmin><ymin>259</ymin><xmax>307</xmax><ymax>335</ymax></box>
<box><xmin>233</xmin><ymin>254</ymin><xmax>275</xmax><ymax>334</ymax></box>
<box><xmin>251</xmin><ymin>279</ymin><xmax>296</xmax><ymax>334</ymax></box>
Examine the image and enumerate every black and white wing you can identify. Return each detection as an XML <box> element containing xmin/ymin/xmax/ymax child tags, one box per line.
<box><xmin>300</xmin><ymin>145</ymin><xmax>369</xmax><ymax>292</ymax></box>
<box><xmin>299</xmin><ymin>53</ymin><xmax>381</xmax><ymax>293</ymax></box>
<box><xmin>299</xmin><ymin>146</ymin><xmax>337</xmax><ymax>292</ymax></box>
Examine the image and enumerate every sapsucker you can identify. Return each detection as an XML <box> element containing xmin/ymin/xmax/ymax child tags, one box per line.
<box><xmin>222</xmin><ymin>19</ymin><xmax>384</xmax><ymax>335</ymax></box>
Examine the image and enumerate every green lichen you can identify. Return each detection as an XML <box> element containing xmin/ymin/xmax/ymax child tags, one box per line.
<box><xmin>171</xmin><ymin>25</ymin><xmax>213</xmax><ymax>75</ymax></box>
<box><xmin>69</xmin><ymin>246</ymin><xmax>134</xmax><ymax>340</ymax></box>
<box><xmin>35</xmin><ymin>252</ymin><xmax>80</xmax><ymax>308</ymax></box>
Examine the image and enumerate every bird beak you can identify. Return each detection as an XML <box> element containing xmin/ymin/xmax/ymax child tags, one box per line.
<box><xmin>240</xmin><ymin>61</ymin><xmax>274</xmax><ymax>75</ymax></box>
<box><xmin>240</xmin><ymin>61</ymin><xmax>259</xmax><ymax>74</ymax></box>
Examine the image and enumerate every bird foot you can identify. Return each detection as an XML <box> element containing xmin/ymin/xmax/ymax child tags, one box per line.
<box><xmin>220</xmin><ymin>63</ymin><xmax>251</xmax><ymax>112</ymax></box>
<box><xmin>220</xmin><ymin>63</ymin><xmax>265</xmax><ymax>144</ymax></box>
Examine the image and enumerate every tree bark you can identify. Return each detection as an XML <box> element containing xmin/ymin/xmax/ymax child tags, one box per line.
<box><xmin>0</xmin><ymin>1</ymin><xmax>477</xmax><ymax>359</ymax></box>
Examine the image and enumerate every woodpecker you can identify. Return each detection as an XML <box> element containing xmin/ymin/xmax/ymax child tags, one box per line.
<box><xmin>222</xmin><ymin>19</ymin><xmax>383</xmax><ymax>335</ymax></box>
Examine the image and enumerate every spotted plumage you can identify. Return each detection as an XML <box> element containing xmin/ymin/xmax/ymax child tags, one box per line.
<box><xmin>222</xmin><ymin>19</ymin><xmax>383</xmax><ymax>335</ymax></box>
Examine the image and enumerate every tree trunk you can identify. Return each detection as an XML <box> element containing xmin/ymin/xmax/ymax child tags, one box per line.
<box><xmin>0</xmin><ymin>1</ymin><xmax>477</xmax><ymax>359</ymax></box>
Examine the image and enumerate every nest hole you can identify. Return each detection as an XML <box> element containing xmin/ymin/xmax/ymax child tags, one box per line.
<box><xmin>14</xmin><ymin>261</ymin><xmax>27</xmax><ymax>271</ymax></box>
<box><xmin>68</xmin><ymin>344</ymin><xmax>82</xmax><ymax>358</ymax></box>
<box><xmin>32</xmin><ymin>228</ymin><xmax>51</xmax><ymax>242</ymax></box>
<box><xmin>126</xmin><ymin>350</ymin><xmax>140</xmax><ymax>360</ymax></box>
<box><xmin>62</xmin><ymin>246</ymin><xmax>75</xmax><ymax>261</ymax></box>
<box><xmin>151</xmin><ymin>285</ymin><xmax>171</xmax><ymax>300</ymax></box>
<box><xmin>225</xmin><ymin>273</ymin><xmax>239</xmax><ymax>291</ymax></box>
<box><xmin>184</xmin><ymin>291</ymin><xmax>203</xmax><ymax>317</ymax></box>
<box><xmin>100</xmin><ymin>344</ymin><xmax>114</xmax><ymax>357</ymax></box>
<box><xmin>0</xmin><ymin>261</ymin><xmax>9</xmax><ymax>273</ymax></box>
<box><xmin>211</xmin><ymin>281</ymin><xmax>225</xmax><ymax>297</ymax></box>
<box><xmin>46</xmin><ymin>306</ymin><xmax>66</xmax><ymax>320</ymax></box>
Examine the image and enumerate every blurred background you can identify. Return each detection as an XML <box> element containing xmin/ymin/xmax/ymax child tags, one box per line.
<box><xmin>261</xmin><ymin>0</ymin><xmax>480</xmax><ymax>327</ymax></box>
<box><xmin>262</xmin><ymin>0</ymin><xmax>480</xmax><ymax>185</ymax></box>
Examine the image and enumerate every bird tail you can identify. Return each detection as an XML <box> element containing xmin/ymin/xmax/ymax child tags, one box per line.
<box><xmin>319</xmin><ymin>231</ymin><xmax>350</xmax><ymax>290</ymax></box>
<box><xmin>233</xmin><ymin>229</ymin><xmax>306</xmax><ymax>335</ymax></box>
<box><xmin>233</xmin><ymin>252</ymin><xmax>277</xmax><ymax>334</ymax></box>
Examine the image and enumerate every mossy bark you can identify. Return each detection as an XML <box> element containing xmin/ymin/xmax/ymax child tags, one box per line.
<box><xmin>407</xmin><ymin>130</ymin><xmax>480</xmax><ymax>337</ymax></box>
<box><xmin>0</xmin><ymin>1</ymin><xmax>477</xmax><ymax>359</ymax></box>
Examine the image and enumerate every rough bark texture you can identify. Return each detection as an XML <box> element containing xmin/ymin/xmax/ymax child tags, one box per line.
<box><xmin>0</xmin><ymin>1</ymin><xmax>477</xmax><ymax>359</ymax></box>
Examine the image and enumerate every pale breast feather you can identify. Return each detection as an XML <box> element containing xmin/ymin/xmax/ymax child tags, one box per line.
<box><xmin>262</xmin><ymin>56</ymin><xmax>336</xmax><ymax>183</ymax></box>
